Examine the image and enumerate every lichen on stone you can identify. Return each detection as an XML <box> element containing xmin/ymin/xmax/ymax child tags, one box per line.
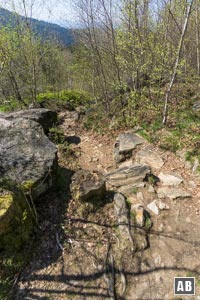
<box><xmin>0</xmin><ymin>191</ymin><xmax>13</xmax><ymax>218</ymax></box>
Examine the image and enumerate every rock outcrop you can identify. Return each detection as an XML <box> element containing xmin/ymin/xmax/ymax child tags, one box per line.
<box><xmin>0</xmin><ymin>118</ymin><xmax>57</xmax><ymax>196</ymax></box>
<box><xmin>0</xmin><ymin>115</ymin><xmax>58</xmax><ymax>248</ymax></box>
<box><xmin>4</xmin><ymin>108</ymin><xmax>57</xmax><ymax>133</ymax></box>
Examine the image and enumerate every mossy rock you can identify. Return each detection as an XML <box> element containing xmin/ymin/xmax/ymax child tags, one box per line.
<box><xmin>0</xmin><ymin>190</ymin><xmax>15</xmax><ymax>235</ymax></box>
<box><xmin>0</xmin><ymin>184</ymin><xmax>34</xmax><ymax>251</ymax></box>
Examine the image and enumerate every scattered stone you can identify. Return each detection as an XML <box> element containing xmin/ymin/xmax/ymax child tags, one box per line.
<box><xmin>157</xmin><ymin>200</ymin><xmax>170</xmax><ymax>210</ymax></box>
<box><xmin>137</xmin><ymin>192</ymin><xmax>144</xmax><ymax>201</ymax></box>
<box><xmin>193</xmin><ymin>101</ymin><xmax>200</xmax><ymax>111</ymax></box>
<box><xmin>4</xmin><ymin>108</ymin><xmax>57</xmax><ymax>133</ymax></box>
<box><xmin>70</xmin><ymin>170</ymin><xmax>106</xmax><ymax>203</ymax></box>
<box><xmin>158</xmin><ymin>172</ymin><xmax>183</xmax><ymax>186</ymax></box>
<box><xmin>188</xmin><ymin>181</ymin><xmax>197</xmax><ymax>188</ymax></box>
<box><xmin>148</xmin><ymin>185</ymin><xmax>155</xmax><ymax>193</ymax></box>
<box><xmin>192</xmin><ymin>158</ymin><xmax>199</xmax><ymax>174</ymax></box>
<box><xmin>157</xmin><ymin>187</ymin><xmax>191</xmax><ymax>200</ymax></box>
<box><xmin>158</xmin><ymin>223</ymin><xmax>165</xmax><ymax>232</ymax></box>
<box><xmin>114</xmin><ymin>193</ymin><xmax>135</xmax><ymax>250</ymax></box>
<box><xmin>118</xmin><ymin>132</ymin><xmax>144</xmax><ymax>153</ymax></box>
<box><xmin>114</xmin><ymin>132</ymin><xmax>145</xmax><ymax>163</ymax></box>
<box><xmin>131</xmin><ymin>204</ymin><xmax>145</xmax><ymax>227</ymax></box>
<box><xmin>147</xmin><ymin>200</ymin><xmax>159</xmax><ymax>215</ymax></box>
<box><xmin>135</xmin><ymin>148</ymin><xmax>164</xmax><ymax>169</ymax></box>
<box><xmin>91</xmin><ymin>157</ymin><xmax>99</xmax><ymax>162</ymax></box>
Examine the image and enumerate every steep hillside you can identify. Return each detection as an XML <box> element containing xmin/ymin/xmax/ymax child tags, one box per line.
<box><xmin>0</xmin><ymin>7</ymin><xmax>74</xmax><ymax>45</ymax></box>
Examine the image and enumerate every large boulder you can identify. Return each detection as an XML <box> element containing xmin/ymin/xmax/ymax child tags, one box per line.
<box><xmin>0</xmin><ymin>118</ymin><xmax>57</xmax><ymax>193</ymax></box>
<box><xmin>4</xmin><ymin>108</ymin><xmax>57</xmax><ymax>133</ymax></box>
<box><xmin>0</xmin><ymin>117</ymin><xmax>57</xmax><ymax>242</ymax></box>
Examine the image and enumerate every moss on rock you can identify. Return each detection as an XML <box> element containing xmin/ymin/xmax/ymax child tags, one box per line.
<box><xmin>0</xmin><ymin>183</ymin><xmax>34</xmax><ymax>252</ymax></box>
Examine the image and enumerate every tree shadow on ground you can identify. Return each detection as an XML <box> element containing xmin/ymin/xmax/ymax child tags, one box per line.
<box><xmin>13</xmin><ymin>202</ymin><xmax>200</xmax><ymax>300</ymax></box>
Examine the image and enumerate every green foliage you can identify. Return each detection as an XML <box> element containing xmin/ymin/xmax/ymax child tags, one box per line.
<box><xmin>144</xmin><ymin>213</ymin><xmax>152</xmax><ymax>231</ymax></box>
<box><xmin>145</xmin><ymin>174</ymin><xmax>159</xmax><ymax>186</ymax></box>
<box><xmin>159</xmin><ymin>132</ymin><xmax>180</xmax><ymax>152</ymax></box>
<box><xmin>49</xmin><ymin>127</ymin><xmax>66</xmax><ymax>144</ymax></box>
<box><xmin>59</xmin><ymin>142</ymin><xmax>74</xmax><ymax>157</ymax></box>
<box><xmin>37</xmin><ymin>90</ymin><xmax>90</xmax><ymax>111</ymax></box>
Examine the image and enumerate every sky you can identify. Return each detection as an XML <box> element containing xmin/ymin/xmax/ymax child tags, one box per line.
<box><xmin>0</xmin><ymin>0</ymin><xmax>77</xmax><ymax>27</ymax></box>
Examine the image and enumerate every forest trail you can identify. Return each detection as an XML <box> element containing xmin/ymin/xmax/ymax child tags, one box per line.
<box><xmin>16</xmin><ymin>110</ymin><xmax>200</xmax><ymax>300</ymax></box>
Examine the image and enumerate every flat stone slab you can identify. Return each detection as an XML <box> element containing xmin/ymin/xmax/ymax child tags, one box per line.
<box><xmin>157</xmin><ymin>187</ymin><xmax>191</xmax><ymax>200</ymax></box>
<box><xmin>118</xmin><ymin>132</ymin><xmax>144</xmax><ymax>153</ymax></box>
<box><xmin>147</xmin><ymin>200</ymin><xmax>159</xmax><ymax>215</ymax></box>
<box><xmin>4</xmin><ymin>108</ymin><xmax>57</xmax><ymax>133</ymax></box>
<box><xmin>106</xmin><ymin>164</ymin><xmax>151</xmax><ymax>188</ymax></box>
<box><xmin>136</xmin><ymin>148</ymin><xmax>164</xmax><ymax>169</ymax></box>
<box><xmin>158</xmin><ymin>172</ymin><xmax>183</xmax><ymax>186</ymax></box>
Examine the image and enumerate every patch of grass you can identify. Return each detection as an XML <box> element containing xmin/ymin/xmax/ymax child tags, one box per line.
<box><xmin>159</xmin><ymin>133</ymin><xmax>180</xmax><ymax>152</ymax></box>
<box><xmin>0</xmin><ymin>100</ymin><xmax>22</xmax><ymax>112</ymax></box>
<box><xmin>48</xmin><ymin>127</ymin><xmax>66</xmax><ymax>144</ymax></box>
<box><xmin>131</xmin><ymin>187</ymin><xmax>139</xmax><ymax>194</ymax></box>
<box><xmin>59</xmin><ymin>142</ymin><xmax>75</xmax><ymax>158</ymax></box>
<box><xmin>144</xmin><ymin>211</ymin><xmax>152</xmax><ymax>231</ymax></box>
<box><xmin>0</xmin><ymin>244</ymin><xmax>34</xmax><ymax>300</ymax></box>
<box><xmin>37</xmin><ymin>90</ymin><xmax>90</xmax><ymax>111</ymax></box>
<box><xmin>145</xmin><ymin>174</ymin><xmax>159</xmax><ymax>186</ymax></box>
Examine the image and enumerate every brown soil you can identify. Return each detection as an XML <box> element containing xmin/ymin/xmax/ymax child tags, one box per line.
<box><xmin>15</xmin><ymin>111</ymin><xmax>200</xmax><ymax>300</ymax></box>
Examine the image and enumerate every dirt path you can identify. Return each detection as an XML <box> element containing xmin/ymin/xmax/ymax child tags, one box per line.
<box><xmin>15</xmin><ymin>111</ymin><xmax>200</xmax><ymax>300</ymax></box>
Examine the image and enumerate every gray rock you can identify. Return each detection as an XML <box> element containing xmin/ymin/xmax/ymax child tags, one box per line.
<box><xmin>192</xmin><ymin>158</ymin><xmax>199</xmax><ymax>174</ymax></box>
<box><xmin>106</xmin><ymin>164</ymin><xmax>151</xmax><ymax>189</ymax></box>
<box><xmin>0</xmin><ymin>118</ymin><xmax>58</xmax><ymax>198</ymax></box>
<box><xmin>114</xmin><ymin>193</ymin><xmax>135</xmax><ymax>251</ymax></box>
<box><xmin>114</xmin><ymin>132</ymin><xmax>145</xmax><ymax>163</ymax></box>
<box><xmin>135</xmin><ymin>148</ymin><xmax>164</xmax><ymax>169</ymax></box>
<box><xmin>70</xmin><ymin>170</ymin><xmax>106</xmax><ymax>203</ymax></box>
<box><xmin>119</xmin><ymin>132</ymin><xmax>144</xmax><ymax>152</ymax></box>
<box><xmin>157</xmin><ymin>187</ymin><xmax>191</xmax><ymax>200</ymax></box>
<box><xmin>188</xmin><ymin>181</ymin><xmax>197</xmax><ymax>188</ymax></box>
<box><xmin>147</xmin><ymin>200</ymin><xmax>159</xmax><ymax>215</ymax></box>
<box><xmin>193</xmin><ymin>101</ymin><xmax>200</xmax><ymax>111</ymax></box>
<box><xmin>118</xmin><ymin>160</ymin><xmax>133</xmax><ymax>169</ymax></box>
<box><xmin>157</xmin><ymin>200</ymin><xmax>170</xmax><ymax>210</ymax></box>
<box><xmin>0</xmin><ymin>112</ymin><xmax>5</xmax><ymax>118</ymax></box>
<box><xmin>158</xmin><ymin>172</ymin><xmax>183</xmax><ymax>186</ymax></box>
<box><xmin>4</xmin><ymin>108</ymin><xmax>57</xmax><ymax>133</ymax></box>
<box><xmin>0</xmin><ymin>118</ymin><xmax>57</xmax><ymax>241</ymax></box>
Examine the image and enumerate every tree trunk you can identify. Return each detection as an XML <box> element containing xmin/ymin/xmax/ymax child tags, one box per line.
<box><xmin>162</xmin><ymin>0</ymin><xmax>194</xmax><ymax>125</ymax></box>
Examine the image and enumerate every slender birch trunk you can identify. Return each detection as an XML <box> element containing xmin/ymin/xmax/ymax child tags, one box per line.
<box><xmin>162</xmin><ymin>0</ymin><xmax>194</xmax><ymax>125</ymax></box>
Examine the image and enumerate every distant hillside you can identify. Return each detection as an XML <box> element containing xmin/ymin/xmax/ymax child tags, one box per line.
<box><xmin>0</xmin><ymin>7</ymin><xmax>75</xmax><ymax>46</ymax></box>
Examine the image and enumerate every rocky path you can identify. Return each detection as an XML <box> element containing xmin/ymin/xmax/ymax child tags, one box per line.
<box><xmin>16</xmin><ymin>111</ymin><xmax>200</xmax><ymax>300</ymax></box>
